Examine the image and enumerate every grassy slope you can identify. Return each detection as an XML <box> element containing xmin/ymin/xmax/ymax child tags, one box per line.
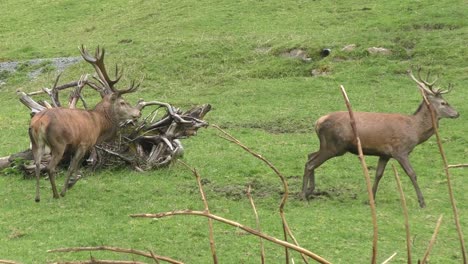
<box><xmin>0</xmin><ymin>0</ymin><xmax>467</xmax><ymax>263</ymax></box>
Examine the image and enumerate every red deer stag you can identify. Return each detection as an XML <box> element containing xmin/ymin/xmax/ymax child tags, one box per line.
<box><xmin>29</xmin><ymin>46</ymin><xmax>141</xmax><ymax>202</ymax></box>
<box><xmin>302</xmin><ymin>69</ymin><xmax>459</xmax><ymax>208</ymax></box>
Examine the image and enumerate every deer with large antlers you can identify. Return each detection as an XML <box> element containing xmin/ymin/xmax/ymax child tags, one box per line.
<box><xmin>302</xmin><ymin>69</ymin><xmax>459</xmax><ymax>208</ymax></box>
<box><xmin>29</xmin><ymin>46</ymin><xmax>141</xmax><ymax>202</ymax></box>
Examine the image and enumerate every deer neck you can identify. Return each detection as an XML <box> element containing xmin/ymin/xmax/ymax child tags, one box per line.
<box><xmin>413</xmin><ymin>100</ymin><xmax>438</xmax><ymax>144</ymax></box>
<box><xmin>91</xmin><ymin>100</ymin><xmax>119</xmax><ymax>143</ymax></box>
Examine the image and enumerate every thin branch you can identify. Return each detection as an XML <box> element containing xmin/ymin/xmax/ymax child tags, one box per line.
<box><xmin>420</xmin><ymin>215</ymin><xmax>444</xmax><ymax>264</ymax></box>
<box><xmin>69</xmin><ymin>74</ymin><xmax>89</xmax><ymax>109</ymax></box>
<box><xmin>416</xmin><ymin>82</ymin><xmax>467</xmax><ymax>263</ymax></box>
<box><xmin>392</xmin><ymin>164</ymin><xmax>412</xmax><ymax>264</ymax></box>
<box><xmin>247</xmin><ymin>185</ymin><xmax>266</xmax><ymax>264</ymax></box>
<box><xmin>131</xmin><ymin>210</ymin><xmax>331</xmax><ymax>264</ymax></box>
<box><xmin>212</xmin><ymin>124</ymin><xmax>309</xmax><ymax>264</ymax></box>
<box><xmin>149</xmin><ymin>250</ymin><xmax>161</xmax><ymax>264</ymax></box>
<box><xmin>50</xmin><ymin>260</ymin><xmax>146</xmax><ymax>264</ymax></box>
<box><xmin>48</xmin><ymin>246</ymin><xmax>183</xmax><ymax>264</ymax></box>
<box><xmin>177</xmin><ymin>160</ymin><xmax>218</xmax><ymax>264</ymax></box>
<box><xmin>339</xmin><ymin>85</ymin><xmax>378</xmax><ymax>264</ymax></box>
<box><xmin>448</xmin><ymin>164</ymin><xmax>468</xmax><ymax>169</ymax></box>
<box><xmin>0</xmin><ymin>260</ymin><xmax>21</xmax><ymax>264</ymax></box>
<box><xmin>381</xmin><ymin>252</ymin><xmax>397</xmax><ymax>264</ymax></box>
<box><xmin>94</xmin><ymin>146</ymin><xmax>134</xmax><ymax>163</ymax></box>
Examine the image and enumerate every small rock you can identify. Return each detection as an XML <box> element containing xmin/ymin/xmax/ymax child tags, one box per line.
<box><xmin>342</xmin><ymin>44</ymin><xmax>357</xmax><ymax>52</ymax></box>
<box><xmin>311</xmin><ymin>68</ymin><xmax>330</xmax><ymax>76</ymax></box>
<box><xmin>280</xmin><ymin>48</ymin><xmax>311</xmax><ymax>62</ymax></box>
<box><xmin>367</xmin><ymin>47</ymin><xmax>392</xmax><ymax>55</ymax></box>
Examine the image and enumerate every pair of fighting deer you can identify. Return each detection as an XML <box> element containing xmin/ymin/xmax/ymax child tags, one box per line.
<box><xmin>30</xmin><ymin>47</ymin><xmax>459</xmax><ymax>208</ymax></box>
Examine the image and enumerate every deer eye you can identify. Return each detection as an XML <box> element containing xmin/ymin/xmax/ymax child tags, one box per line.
<box><xmin>441</xmin><ymin>101</ymin><xmax>448</xmax><ymax>106</ymax></box>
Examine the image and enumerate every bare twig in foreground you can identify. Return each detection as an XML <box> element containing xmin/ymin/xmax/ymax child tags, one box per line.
<box><xmin>178</xmin><ymin>160</ymin><xmax>218</xmax><ymax>264</ymax></box>
<box><xmin>340</xmin><ymin>85</ymin><xmax>378</xmax><ymax>264</ymax></box>
<box><xmin>381</xmin><ymin>252</ymin><xmax>397</xmax><ymax>264</ymax></box>
<box><xmin>420</xmin><ymin>215</ymin><xmax>444</xmax><ymax>264</ymax></box>
<box><xmin>51</xmin><ymin>260</ymin><xmax>146</xmax><ymax>264</ymax></box>
<box><xmin>212</xmin><ymin>124</ymin><xmax>309</xmax><ymax>264</ymax></box>
<box><xmin>392</xmin><ymin>164</ymin><xmax>412</xmax><ymax>264</ymax></box>
<box><xmin>48</xmin><ymin>246</ymin><xmax>183</xmax><ymax>264</ymax></box>
<box><xmin>448</xmin><ymin>164</ymin><xmax>468</xmax><ymax>169</ymax></box>
<box><xmin>412</xmin><ymin>73</ymin><xmax>467</xmax><ymax>263</ymax></box>
<box><xmin>0</xmin><ymin>260</ymin><xmax>22</xmax><ymax>264</ymax></box>
<box><xmin>247</xmin><ymin>185</ymin><xmax>266</xmax><ymax>264</ymax></box>
<box><xmin>131</xmin><ymin>210</ymin><xmax>331</xmax><ymax>264</ymax></box>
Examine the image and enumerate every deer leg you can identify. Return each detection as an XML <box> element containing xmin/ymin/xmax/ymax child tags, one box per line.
<box><xmin>303</xmin><ymin>150</ymin><xmax>336</xmax><ymax>199</ymax></box>
<box><xmin>372</xmin><ymin>156</ymin><xmax>390</xmax><ymax>201</ymax></box>
<box><xmin>47</xmin><ymin>147</ymin><xmax>65</xmax><ymax>199</ymax></box>
<box><xmin>32</xmin><ymin>147</ymin><xmax>43</xmax><ymax>202</ymax></box>
<box><xmin>395</xmin><ymin>156</ymin><xmax>426</xmax><ymax>208</ymax></box>
<box><xmin>61</xmin><ymin>148</ymin><xmax>86</xmax><ymax>197</ymax></box>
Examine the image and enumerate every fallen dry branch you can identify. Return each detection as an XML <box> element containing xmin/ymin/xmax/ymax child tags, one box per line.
<box><xmin>130</xmin><ymin>210</ymin><xmax>331</xmax><ymax>264</ymax></box>
<box><xmin>48</xmin><ymin>246</ymin><xmax>182</xmax><ymax>264</ymax></box>
<box><xmin>339</xmin><ymin>85</ymin><xmax>378</xmax><ymax>264</ymax></box>
<box><xmin>392</xmin><ymin>164</ymin><xmax>412</xmax><ymax>264</ymax></box>
<box><xmin>212</xmin><ymin>124</ymin><xmax>309</xmax><ymax>264</ymax></box>
<box><xmin>411</xmin><ymin>71</ymin><xmax>467</xmax><ymax>262</ymax></box>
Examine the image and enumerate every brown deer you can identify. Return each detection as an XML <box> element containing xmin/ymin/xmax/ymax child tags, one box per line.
<box><xmin>29</xmin><ymin>46</ymin><xmax>141</xmax><ymax>202</ymax></box>
<box><xmin>302</xmin><ymin>69</ymin><xmax>459</xmax><ymax>208</ymax></box>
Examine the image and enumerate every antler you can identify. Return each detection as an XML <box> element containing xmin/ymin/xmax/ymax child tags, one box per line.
<box><xmin>79</xmin><ymin>45</ymin><xmax>122</xmax><ymax>93</ymax></box>
<box><xmin>79</xmin><ymin>45</ymin><xmax>140</xmax><ymax>96</ymax></box>
<box><xmin>114</xmin><ymin>79</ymin><xmax>139</xmax><ymax>97</ymax></box>
<box><xmin>407</xmin><ymin>67</ymin><xmax>452</xmax><ymax>95</ymax></box>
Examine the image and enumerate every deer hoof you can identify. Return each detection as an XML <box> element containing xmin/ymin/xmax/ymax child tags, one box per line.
<box><xmin>35</xmin><ymin>197</ymin><xmax>40</xmax><ymax>203</ymax></box>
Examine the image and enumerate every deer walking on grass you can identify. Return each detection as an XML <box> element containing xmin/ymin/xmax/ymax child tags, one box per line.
<box><xmin>302</xmin><ymin>69</ymin><xmax>459</xmax><ymax>208</ymax></box>
<box><xmin>29</xmin><ymin>46</ymin><xmax>141</xmax><ymax>202</ymax></box>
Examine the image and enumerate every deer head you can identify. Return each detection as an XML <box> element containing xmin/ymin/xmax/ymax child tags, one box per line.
<box><xmin>408</xmin><ymin>68</ymin><xmax>459</xmax><ymax>119</ymax></box>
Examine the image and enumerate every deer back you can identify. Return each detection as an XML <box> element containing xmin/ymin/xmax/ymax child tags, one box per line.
<box><xmin>316</xmin><ymin>111</ymin><xmax>423</xmax><ymax>157</ymax></box>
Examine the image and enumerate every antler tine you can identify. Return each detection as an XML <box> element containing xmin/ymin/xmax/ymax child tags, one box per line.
<box><xmin>79</xmin><ymin>45</ymin><xmax>121</xmax><ymax>93</ymax></box>
<box><xmin>416</xmin><ymin>67</ymin><xmax>439</xmax><ymax>88</ymax></box>
<box><xmin>115</xmin><ymin>79</ymin><xmax>140</xmax><ymax>96</ymax></box>
<box><xmin>408</xmin><ymin>69</ymin><xmax>434</xmax><ymax>95</ymax></box>
<box><xmin>79</xmin><ymin>45</ymin><xmax>96</xmax><ymax>63</ymax></box>
<box><xmin>114</xmin><ymin>64</ymin><xmax>123</xmax><ymax>84</ymax></box>
<box><xmin>438</xmin><ymin>83</ymin><xmax>454</xmax><ymax>95</ymax></box>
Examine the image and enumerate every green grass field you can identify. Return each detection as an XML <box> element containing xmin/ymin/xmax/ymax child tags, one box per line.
<box><xmin>1</xmin><ymin>0</ymin><xmax>467</xmax><ymax>263</ymax></box>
